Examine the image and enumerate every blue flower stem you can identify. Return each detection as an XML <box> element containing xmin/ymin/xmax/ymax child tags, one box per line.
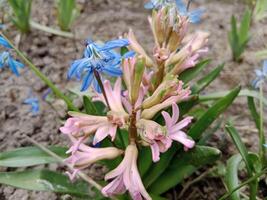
<box><xmin>0</xmin><ymin>33</ymin><xmax>78</xmax><ymax>111</ymax></box>
<box><xmin>186</xmin><ymin>0</ymin><xmax>192</xmax><ymax>11</ymax></box>
<box><xmin>259</xmin><ymin>83</ymin><xmax>266</xmax><ymax>166</ymax></box>
<box><xmin>93</xmin><ymin>70</ymin><xmax>110</xmax><ymax>110</ymax></box>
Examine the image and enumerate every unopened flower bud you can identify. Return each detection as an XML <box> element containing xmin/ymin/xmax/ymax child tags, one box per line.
<box><xmin>131</xmin><ymin>57</ymin><xmax>145</xmax><ymax>104</ymax></box>
<box><xmin>128</xmin><ymin>29</ymin><xmax>154</xmax><ymax>67</ymax></box>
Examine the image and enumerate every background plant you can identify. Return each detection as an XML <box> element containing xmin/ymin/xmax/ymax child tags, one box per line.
<box><xmin>219</xmin><ymin>61</ymin><xmax>267</xmax><ymax>200</ymax></box>
<box><xmin>228</xmin><ymin>9</ymin><xmax>251</xmax><ymax>62</ymax></box>
<box><xmin>7</xmin><ymin>0</ymin><xmax>32</xmax><ymax>33</ymax></box>
<box><xmin>56</xmin><ymin>0</ymin><xmax>77</xmax><ymax>31</ymax></box>
<box><xmin>253</xmin><ymin>0</ymin><xmax>267</xmax><ymax>21</ymax></box>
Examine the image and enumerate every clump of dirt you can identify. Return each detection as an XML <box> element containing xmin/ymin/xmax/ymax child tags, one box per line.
<box><xmin>0</xmin><ymin>0</ymin><xmax>266</xmax><ymax>199</ymax></box>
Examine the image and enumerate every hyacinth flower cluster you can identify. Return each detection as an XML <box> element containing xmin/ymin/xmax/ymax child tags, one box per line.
<box><xmin>60</xmin><ymin>1</ymin><xmax>208</xmax><ymax>199</ymax></box>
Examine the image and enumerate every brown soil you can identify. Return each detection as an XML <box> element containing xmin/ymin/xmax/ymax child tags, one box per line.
<box><xmin>0</xmin><ymin>0</ymin><xmax>266</xmax><ymax>199</ymax></box>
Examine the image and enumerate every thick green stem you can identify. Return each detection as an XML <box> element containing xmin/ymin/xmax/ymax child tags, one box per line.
<box><xmin>0</xmin><ymin>33</ymin><xmax>78</xmax><ymax>111</ymax></box>
<box><xmin>259</xmin><ymin>84</ymin><xmax>266</xmax><ymax>166</ymax></box>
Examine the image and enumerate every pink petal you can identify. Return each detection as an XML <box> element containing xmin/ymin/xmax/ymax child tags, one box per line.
<box><xmin>93</xmin><ymin>126</ymin><xmax>109</xmax><ymax>145</ymax></box>
<box><xmin>102</xmin><ymin>175</ymin><xmax>126</xmax><ymax>197</ymax></box>
<box><xmin>162</xmin><ymin>111</ymin><xmax>172</xmax><ymax>129</ymax></box>
<box><xmin>150</xmin><ymin>143</ymin><xmax>160</xmax><ymax>162</ymax></box>
<box><xmin>170</xmin><ymin>116</ymin><xmax>193</xmax><ymax>133</ymax></box>
<box><xmin>170</xmin><ymin>131</ymin><xmax>195</xmax><ymax>149</ymax></box>
<box><xmin>171</xmin><ymin>103</ymin><xmax>179</xmax><ymax>125</ymax></box>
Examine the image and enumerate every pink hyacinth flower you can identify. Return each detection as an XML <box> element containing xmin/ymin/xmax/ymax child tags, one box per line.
<box><xmin>65</xmin><ymin>135</ymin><xmax>123</xmax><ymax>180</ymax></box>
<box><xmin>93</xmin><ymin>78</ymin><xmax>128</xmax><ymax>116</ymax></box>
<box><xmin>162</xmin><ymin>103</ymin><xmax>195</xmax><ymax>150</ymax></box>
<box><xmin>137</xmin><ymin>119</ymin><xmax>172</xmax><ymax>162</ymax></box>
<box><xmin>102</xmin><ymin>144</ymin><xmax>152</xmax><ymax>200</ymax></box>
<box><xmin>141</xmin><ymin>80</ymin><xmax>191</xmax><ymax>119</ymax></box>
<box><xmin>60</xmin><ymin>112</ymin><xmax>122</xmax><ymax>145</ymax></box>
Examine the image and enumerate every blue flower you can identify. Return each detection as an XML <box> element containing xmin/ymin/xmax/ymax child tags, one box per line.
<box><xmin>175</xmin><ymin>0</ymin><xmax>204</xmax><ymax>23</ymax></box>
<box><xmin>252</xmin><ymin>60</ymin><xmax>267</xmax><ymax>89</ymax></box>
<box><xmin>144</xmin><ymin>0</ymin><xmax>172</xmax><ymax>9</ymax></box>
<box><xmin>0</xmin><ymin>51</ymin><xmax>24</xmax><ymax>76</ymax></box>
<box><xmin>264</xmin><ymin>144</ymin><xmax>267</xmax><ymax>148</ymax></box>
<box><xmin>24</xmin><ymin>97</ymin><xmax>39</xmax><ymax>115</ymax></box>
<box><xmin>68</xmin><ymin>38</ymin><xmax>130</xmax><ymax>92</ymax></box>
<box><xmin>0</xmin><ymin>36</ymin><xmax>12</xmax><ymax>48</ymax></box>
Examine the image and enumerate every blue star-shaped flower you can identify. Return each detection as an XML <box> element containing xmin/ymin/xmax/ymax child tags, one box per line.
<box><xmin>0</xmin><ymin>51</ymin><xmax>24</xmax><ymax>76</ymax></box>
<box><xmin>68</xmin><ymin>38</ymin><xmax>130</xmax><ymax>92</ymax></box>
<box><xmin>144</xmin><ymin>0</ymin><xmax>172</xmax><ymax>9</ymax></box>
<box><xmin>252</xmin><ymin>60</ymin><xmax>267</xmax><ymax>89</ymax></box>
<box><xmin>175</xmin><ymin>0</ymin><xmax>204</xmax><ymax>23</ymax></box>
<box><xmin>0</xmin><ymin>36</ymin><xmax>12</xmax><ymax>48</ymax></box>
<box><xmin>24</xmin><ymin>97</ymin><xmax>39</xmax><ymax>115</ymax></box>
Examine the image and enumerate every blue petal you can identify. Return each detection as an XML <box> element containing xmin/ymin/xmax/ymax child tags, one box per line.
<box><xmin>123</xmin><ymin>50</ymin><xmax>136</xmax><ymax>58</ymax></box>
<box><xmin>93</xmin><ymin>77</ymin><xmax>102</xmax><ymax>93</ymax></box>
<box><xmin>8</xmin><ymin>56</ymin><xmax>20</xmax><ymax>76</ymax></box>
<box><xmin>188</xmin><ymin>8</ymin><xmax>204</xmax><ymax>23</ymax></box>
<box><xmin>81</xmin><ymin>70</ymin><xmax>93</xmax><ymax>91</ymax></box>
<box><xmin>101</xmin><ymin>39</ymin><xmax>129</xmax><ymax>51</ymax></box>
<box><xmin>0</xmin><ymin>36</ymin><xmax>12</xmax><ymax>48</ymax></box>
<box><xmin>144</xmin><ymin>1</ymin><xmax>154</xmax><ymax>9</ymax></box>
<box><xmin>102</xmin><ymin>66</ymin><xmax>122</xmax><ymax>77</ymax></box>
<box><xmin>175</xmin><ymin>0</ymin><xmax>187</xmax><ymax>13</ymax></box>
<box><xmin>263</xmin><ymin>60</ymin><xmax>267</xmax><ymax>75</ymax></box>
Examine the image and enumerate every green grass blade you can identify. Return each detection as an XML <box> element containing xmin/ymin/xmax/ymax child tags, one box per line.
<box><xmin>0</xmin><ymin>146</ymin><xmax>68</xmax><ymax>167</ymax></box>
<box><xmin>225</xmin><ymin>154</ymin><xmax>242</xmax><ymax>200</ymax></box>
<box><xmin>188</xmin><ymin>86</ymin><xmax>241</xmax><ymax>140</ymax></box>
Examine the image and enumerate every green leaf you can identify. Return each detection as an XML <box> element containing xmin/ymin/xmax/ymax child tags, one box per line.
<box><xmin>143</xmin><ymin>145</ymin><xmax>177</xmax><ymax>188</ymax></box>
<box><xmin>83</xmin><ymin>95</ymin><xmax>98</xmax><ymax>115</ymax></box>
<box><xmin>57</xmin><ymin>0</ymin><xmax>76</xmax><ymax>31</ymax></box>
<box><xmin>188</xmin><ymin>86</ymin><xmax>241</xmax><ymax>140</ymax></box>
<box><xmin>179</xmin><ymin>59</ymin><xmax>211</xmax><ymax>84</ymax></box>
<box><xmin>8</xmin><ymin>0</ymin><xmax>32</xmax><ymax>33</ymax></box>
<box><xmin>199</xmin><ymin>88</ymin><xmax>267</xmax><ymax>106</ymax></box>
<box><xmin>0</xmin><ymin>170</ymin><xmax>91</xmax><ymax>197</ymax></box>
<box><xmin>191</xmin><ymin>63</ymin><xmax>224</xmax><ymax>94</ymax></box>
<box><xmin>120</xmin><ymin>47</ymin><xmax>129</xmax><ymax>56</ymax></box>
<box><xmin>225</xmin><ymin>122</ymin><xmax>252</xmax><ymax>175</ymax></box>
<box><xmin>148</xmin><ymin>146</ymin><xmax>221</xmax><ymax>194</ymax></box>
<box><xmin>248</xmin><ymin>153</ymin><xmax>262</xmax><ymax>173</ymax></box>
<box><xmin>225</xmin><ymin>154</ymin><xmax>242</xmax><ymax>200</ymax></box>
<box><xmin>150</xmin><ymin>194</ymin><xmax>168</xmax><ymax>200</ymax></box>
<box><xmin>239</xmin><ymin>10</ymin><xmax>251</xmax><ymax>45</ymax></box>
<box><xmin>247</xmin><ymin>96</ymin><xmax>260</xmax><ymax>130</ymax></box>
<box><xmin>138</xmin><ymin>147</ymin><xmax>153</xmax><ymax>177</ymax></box>
<box><xmin>0</xmin><ymin>146</ymin><xmax>68</xmax><ymax>167</ymax></box>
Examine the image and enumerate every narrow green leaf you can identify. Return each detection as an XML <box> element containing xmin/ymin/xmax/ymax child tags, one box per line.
<box><xmin>0</xmin><ymin>170</ymin><xmax>91</xmax><ymax>197</ymax></box>
<box><xmin>225</xmin><ymin>154</ymin><xmax>242</xmax><ymax>200</ymax></box>
<box><xmin>138</xmin><ymin>147</ymin><xmax>153</xmax><ymax>177</ymax></box>
<box><xmin>225</xmin><ymin>122</ymin><xmax>252</xmax><ymax>175</ymax></box>
<box><xmin>247</xmin><ymin>96</ymin><xmax>260</xmax><ymax>130</ymax></box>
<box><xmin>179</xmin><ymin>59</ymin><xmax>211</xmax><ymax>84</ymax></box>
<box><xmin>83</xmin><ymin>95</ymin><xmax>98</xmax><ymax>115</ymax></box>
<box><xmin>143</xmin><ymin>145</ymin><xmax>177</xmax><ymax>188</ymax></box>
<box><xmin>149</xmin><ymin>146</ymin><xmax>221</xmax><ymax>194</ymax></box>
<box><xmin>150</xmin><ymin>194</ymin><xmax>168</xmax><ymax>200</ymax></box>
<box><xmin>0</xmin><ymin>146</ymin><xmax>68</xmax><ymax>167</ymax></box>
<box><xmin>191</xmin><ymin>63</ymin><xmax>224</xmax><ymax>94</ymax></box>
<box><xmin>188</xmin><ymin>86</ymin><xmax>241</xmax><ymax>140</ymax></box>
<box><xmin>239</xmin><ymin>10</ymin><xmax>251</xmax><ymax>44</ymax></box>
<box><xmin>199</xmin><ymin>89</ymin><xmax>267</xmax><ymax>106</ymax></box>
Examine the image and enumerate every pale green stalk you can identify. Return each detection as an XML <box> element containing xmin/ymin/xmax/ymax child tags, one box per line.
<box><xmin>0</xmin><ymin>33</ymin><xmax>78</xmax><ymax>111</ymax></box>
<box><xmin>259</xmin><ymin>83</ymin><xmax>266</xmax><ymax>165</ymax></box>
